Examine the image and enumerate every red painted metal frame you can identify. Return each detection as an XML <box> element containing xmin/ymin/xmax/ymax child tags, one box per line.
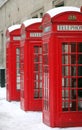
<box><xmin>20</xmin><ymin>20</ymin><xmax>42</xmax><ymax>111</ymax></box>
<box><xmin>6</xmin><ymin>26</ymin><xmax>20</xmax><ymax>101</ymax></box>
<box><xmin>42</xmin><ymin>8</ymin><xmax>82</xmax><ymax>127</ymax></box>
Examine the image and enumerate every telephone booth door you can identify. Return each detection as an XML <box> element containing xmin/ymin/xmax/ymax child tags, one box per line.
<box><xmin>30</xmin><ymin>43</ymin><xmax>42</xmax><ymax>110</ymax></box>
<box><xmin>58</xmin><ymin>37</ymin><xmax>82</xmax><ymax>127</ymax></box>
<box><xmin>43</xmin><ymin>38</ymin><xmax>82</xmax><ymax>127</ymax></box>
<box><xmin>6</xmin><ymin>24</ymin><xmax>21</xmax><ymax>101</ymax></box>
<box><xmin>20</xmin><ymin>42</ymin><xmax>42</xmax><ymax>111</ymax></box>
<box><xmin>20</xmin><ymin>18</ymin><xmax>42</xmax><ymax>111</ymax></box>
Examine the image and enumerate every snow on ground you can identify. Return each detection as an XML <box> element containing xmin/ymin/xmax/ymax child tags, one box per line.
<box><xmin>0</xmin><ymin>87</ymin><xmax>82</xmax><ymax>130</ymax></box>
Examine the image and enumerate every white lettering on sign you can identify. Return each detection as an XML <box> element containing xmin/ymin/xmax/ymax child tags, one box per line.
<box><xmin>30</xmin><ymin>32</ymin><xmax>42</xmax><ymax>37</ymax></box>
<box><xmin>13</xmin><ymin>36</ymin><xmax>21</xmax><ymax>40</ymax></box>
<box><xmin>57</xmin><ymin>25</ymin><xmax>82</xmax><ymax>31</ymax></box>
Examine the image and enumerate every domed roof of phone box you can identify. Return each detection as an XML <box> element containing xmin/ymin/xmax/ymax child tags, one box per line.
<box><xmin>46</xmin><ymin>6</ymin><xmax>80</xmax><ymax>18</ymax></box>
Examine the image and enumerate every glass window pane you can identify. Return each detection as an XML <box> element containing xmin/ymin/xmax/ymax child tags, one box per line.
<box><xmin>16</xmin><ymin>56</ymin><xmax>20</xmax><ymax>62</ymax></box>
<box><xmin>44</xmin><ymin>66</ymin><xmax>48</xmax><ymax>73</ymax></box>
<box><xmin>62</xmin><ymin>66</ymin><xmax>69</xmax><ymax>76</ymax></box>
<box><xmin>71</xmin><ymin>66</ymin><xmax>76</xmax><ymax>76</ymax></box>
<box><xmin>16</xmin><ymin>63</ymin><xmax>20</xmax><ymax>69</ymax></box>
<box><xmin>78</xmin><ymin>66</ymin><xmax>82</xmax><ymax>76</ymax></box>
<box><xmin>62</xmin><ymin>89</ymin><xmax>69</xmax><ymax>99</ymax></box>
<box><xmin>39</xmin><ymin>55</ymin><xmax>42</xmax><ymax>62</ymax></box>
<box><xmin>78</xmin><ymin>43</ymin><xmax>82</xmax><ymax>52</ymax></box>
<box><xmin>70</xmin><ymin>55</ymin><xmax>76</xmax><ymax>64</ymax></box>
<box><xmin>16</xmin><ymin>83</ymin><xmax>20</xmax><ymax>90</ymax></box>
<box><xmin>62</xmin><ymin>102</ymin><xmax>68</xmax><ymax>111</ymax></box>
<box><xmin>62</xmin><ymin>78</ymin><xmax>68</xmax><ymax>87</ymax></box>
<box><xmin>44</xmin><ymin>100</ymin><xmax>48</xmax><ymax>111</ymax></box>
<box><xmin>34</xmin><ymin>46</ymin><xmax>39</xmax><ymax>53</ymax></box>
<box><xmin>16</xmin><ymin>48</ymin><xmax>20</xmax><ymax>54</ymax></box>
<box><xmin>39</xmin><ymin>47</ymin><xmax>42</xmax><ymax>54</ymax></box>
<box><xmin>78</xmin><ymin>78</ymin><xmax>82</xmax><ymax>88</ymax></box>
<box><xmin>43</xmin><ymin>43</ymin><xmax>48</xmax><ymax>53</ymax></box>
<box><xmin>70</xmin><ymin>101</ymin><xmax>76</xmax><ymax>111</ymax></box>
<box><xmin>62</xmin><ymin>43</ymin><xmax>68</xmax><ymax>53</ymax></box>
<box><xmin>34</xmin><ymin>55</ymin><xmax>39</xmax><ymax>62</ymax></box>
<box><xmin>34</xmin><ymin>82</ymin><xmax>38</xmax><ymax>89</ymax></box>
<box><xmin>34</xmin><ymin>64</ymin><xmax>39</xmax><ymax>71</ymax></box>
<box><xmin>62</xmin><ymin>55</ymin><xmax>68</xmax><ymax>64</ymax></box>
<box><xmin>39</xmin><ymin>89</ymin><xmax>42</xmax><ymax>98</ymax></box>
<box><xmin>34</xmin><ymin>90</ymin><xmax>39</xmax><ymax>98</ymax></box>
<box><xmin>40</xmin><ymin>81</ymin><xmax>42</xmax><ymax>88</ymax></box>
<box><xmin>71</xmin><ymin>78</ymin><xmax>76</xmax><ymax>88</ymax></box>
<box><xmin>43</xmin><ymin>55</ymin><xmax>48</xmax><ymax>64</ymax></box>
<box><xmin>17</xmin><ymin>69</ymin><xmax>20</xmax><ymax>75</ymax></box>
<box><xmin>70</xmin><ymin>43</ymin><xmax>76</xmax><ymax>52</ymax></box>
<box><xmin>78</xmin><ymin>54</ymin><xmax>82</xmax><ymax>65</ymax></box>
<box><xmin>78</xmin><ymin>89</ymin><xmax>82</xmax><ymax>98</ymax></box>
<box><xmin>39</xmin><ymin>64</ymin><xmax>42</xmax><ymax>72</ymax></box>
<box><xmin>70</xmin><ymin>89</ymin><xmax>76</xmax><ymax>99</ymax></box>
<box><xmin>78</xmin><ymin>98</ymin><xmax>82</xmax><ymax>111</ymax></box>
<box><xmin>34</xmin><ymin>73</ymin><xmax>38</xmax><ymax>80</ymax></box>
<box><xmin>39</xmin><ymin>73</ymin><xmax>42</xmax><ymax>80</ymax></box>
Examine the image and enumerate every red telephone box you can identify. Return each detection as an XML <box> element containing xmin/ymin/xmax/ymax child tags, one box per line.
<box><xmin>6</xmin><ymin>24</ymin><xmax>21</xmax><ymax>101</ymax></box>
<box><xmin>20</xmin><ymin>18</ymin><xmax>42</xmax><ymax>111</ymax></box>
<box><xmin>42</xmin><ymin>6</ymin><xmax>82</xmax><ymax>127</ymax></box>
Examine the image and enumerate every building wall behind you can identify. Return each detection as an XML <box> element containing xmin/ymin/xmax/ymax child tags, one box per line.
<box><xmin>65</xmin><ymin>0</ymin><xmax>82</xmax><ymax>7</ymax></box>
<box><xmin>0</xmin><ymin>0</ymin><xmax>82</xmax><ymax>68</ymax></box>
<box><xmin>0</xmin><ymin>0</ymin><xmax>53</xmax><ymax>67</ymax></box>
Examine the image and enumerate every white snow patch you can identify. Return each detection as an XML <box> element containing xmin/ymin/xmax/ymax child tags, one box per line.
<box><xmin>23</xmin><ymin>18</ymin><xmax>42</xmax><ymax>27</ymax></box>
<box><xmin>46</xmin><ymin>6</ymin><xmax>80</xmax><ymax>18</ymax></box>
<box><xmin>8</xmin><ymin>24</ymin><xmax>21</xmax><ymax>32</ymax></box>
<box><xmin>0</xmin><ymin>87</ymin><xmax>82</xmax><ymax>130</ymax></box>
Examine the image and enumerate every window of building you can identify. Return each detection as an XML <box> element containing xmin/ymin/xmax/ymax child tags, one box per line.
<box><xmin>52</xmin><ymin>0</ymin><xmax>64</xmax><ymax>8</ymax></box>
<box><xmin>31</xmin><ymin>7</ymin><xmax>44</xmax><ymax>18</ymax></box>
<box><xmin>40</xmin><ymin>12</ymin><xmax>43</xmax><ymax>18</ymax></box>
<box><xmin>32</xmin><ymin>15</ymin><xmax>38</xmax><ymax>18</ymax></box>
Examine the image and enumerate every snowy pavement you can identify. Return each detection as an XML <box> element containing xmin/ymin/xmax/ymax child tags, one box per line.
<box><xmin>0</xmin><ymin>87</ymin><xmax>82</xmax><ymax>130</ymax></box>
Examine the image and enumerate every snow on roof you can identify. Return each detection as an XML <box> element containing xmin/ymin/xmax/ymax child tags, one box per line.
<box><xmin>46</xmin><ymin>6</ymin><xmax>80</xmax><ymax>18</ymax></box>
<box><xmin>8</xmin><ymin>24</ymin><xmax>21</xmax><ymax>32</ymax></box>
<box><xmin>23</xmin><ymin>18</ymin><xmax>42</xmax><ymax>27</ymax></box>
